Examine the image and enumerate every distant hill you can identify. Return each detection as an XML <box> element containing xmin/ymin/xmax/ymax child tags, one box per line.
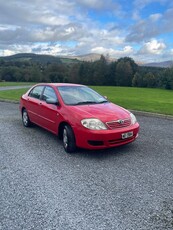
<box><xmin>69</xmin><ymin>53</ymin><xmax>117</xmax><ymax>62</ymax></box>
<box><xmin>0</xmin><ymin>53</ymin><xmax>62</xmax><ymax>64</ymax></box>
<box><xmin>66</xmin><ymin>53</ymin><xmax>103</xmax><ymax>61</ymax></box>
<box><xmin>0</xmin><ymin>53</ymin><xmax>80</xmax><ymax>64</ymax></box>
<box><xmin>142</xmin><ymin>60</ymin><xmax>173</xmax><ymax>68</ymax></box>
<box><xmin>1</xmin><ymin>53</ymin><xmax>173</xmax><ymax>68</ymax></box>
<box><xmin>0</xmin><ymin>53</ymin><xmax>115</xmax><ymax>64</ymax></box>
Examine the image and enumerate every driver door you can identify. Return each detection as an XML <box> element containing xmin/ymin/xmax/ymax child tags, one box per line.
<box><xmin>38</xmin><ymin>86</ymin><xmax>60</xmax><ymax>134</ymax></box>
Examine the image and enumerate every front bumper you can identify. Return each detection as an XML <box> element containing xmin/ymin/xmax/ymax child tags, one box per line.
<box><xmin>74</xmin><ymin>122</ymin><xmax>139</xmax><ymax>150</ymax></box>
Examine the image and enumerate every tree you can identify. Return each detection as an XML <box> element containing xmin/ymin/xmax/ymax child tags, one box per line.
<box><xmin>43</xmin><ymin>63</ymin><xmax>68</xmax><ymax>82</ymax></box>
<box><xmin>106</xmin><ymin>62</ymin><xmax>116</xmax><ymax>85</ymax></box>
<box><xmin>132</xmin><ymin>72</ymin><xmax>143</xmax><ymax>87</ymax></box>
<box><xmin>0</xmin><ymin>59</ymin><xmax>5</xmax><ymax>66</ymax></box>
<box><xmin>1</xmin><ymin>67</ymin><xmax>17</xmax><ymax>81</ymax></box>
<box><xmin>142</xmin><ymin>72</ymin><xmax>156</xmax><ymax>88</ymax></box>
<box><xmin>117</xmin><ymin>57</ymin><xmax>138</xmax><ymax>72</ymax></box>
<box><xmin>116</xmin><ymin>60</ymin><xmax>133</xmax><ymax>86</ymax></box>
<box><xmin>78</xmin><ymin>62</ymin><xmax>93</xmax><ymax>85</ymax></box>
<box><xmin>159</xmin><ymin>68</ymin><xmax>173</xmax><ymax>89</ymax></box>
<box><xmin>92</xmin><ymin>55</ymin><xmax>108</xmax><ymax>85</ymax></box>
<box><xmin>68</xmin><ymin>63</ymin><xmax>80</xmax><ymax>83</ymax></box>
<box><xmin>30</xmin><ymin>65</ymin><xmax>43</xmax><ymax>82</ymax></box>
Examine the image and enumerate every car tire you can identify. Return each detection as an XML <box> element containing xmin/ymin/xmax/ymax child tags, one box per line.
<box><xmin>22</xmin><ymin>109</ymin><xmax>32</xmax><ymax>127</ymax></box>
<box><xmin>63</xmin><ymin>125</ymin><xmax>76</xmax><ymax>153</ymax></box>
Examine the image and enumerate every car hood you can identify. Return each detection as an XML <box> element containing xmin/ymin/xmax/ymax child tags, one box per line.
<box><xmin>68</xmin><ymin>102</ymin><xmax>130</xmax><ymax>122</ymax></box>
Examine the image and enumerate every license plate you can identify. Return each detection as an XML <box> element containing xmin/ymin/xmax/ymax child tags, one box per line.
<box><xmin>122</xmin><ymin>131</ymin><xmax>133</xmax><ymax>139</ymax></box>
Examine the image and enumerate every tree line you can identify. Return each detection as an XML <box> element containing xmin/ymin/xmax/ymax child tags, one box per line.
<box><xmin>0</xmin><ymin>55</ymin><xmax>173</xmax><ymax>89</ymax></box>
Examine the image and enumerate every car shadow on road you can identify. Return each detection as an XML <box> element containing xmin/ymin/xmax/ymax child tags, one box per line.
<box><xmin>20</xmin><ymin>121</ymin><xmax>138</xmax><ymax>160</ymax></box>
<box><xmin>66</xmin><ymin>143</ymin><xmax>138</xmax><ymax>160</ymax></box>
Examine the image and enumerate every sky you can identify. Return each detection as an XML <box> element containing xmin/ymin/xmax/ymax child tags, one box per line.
<box><xmin>0</xmin><ymin>0</ymin><xmax>173</xmax><ymax>63</ymax></box>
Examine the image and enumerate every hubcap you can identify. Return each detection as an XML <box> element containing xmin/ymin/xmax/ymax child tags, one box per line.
<box><xmin>23</xmin><ymin>111</ymin><xmax>28</xmax><ymax>125</ymax></box>
<box><xmin>63</xmin><ymin>128</ymin><xmax>68</xmax><ymax>149</ymax></box>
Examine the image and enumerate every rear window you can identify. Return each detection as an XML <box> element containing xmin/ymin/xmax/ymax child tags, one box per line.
<box><xmin>29</xmin><ymin>86</ymin><xmax>44</xmax><ymax>99</ymax></box>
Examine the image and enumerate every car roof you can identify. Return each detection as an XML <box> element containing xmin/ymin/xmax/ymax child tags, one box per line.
<box><xmin>35</xmin><ymin>83</ymin><xmax>85</xmax><ymax>87</ymax></box>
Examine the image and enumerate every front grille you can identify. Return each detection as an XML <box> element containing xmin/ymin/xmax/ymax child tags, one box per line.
<box><xmin>106</xmin><ymin>118</ymin><xmax>131</xmax><ymax>129</ymax></box>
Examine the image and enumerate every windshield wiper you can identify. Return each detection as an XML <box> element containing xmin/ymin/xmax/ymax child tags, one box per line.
<box><xmin>98</xmin><ymin>100</ymin><xmax>108</xmax><ymax>104</ymax></box>
<box><xmin>75</xmin><ymin>101</ymin><xmax>97</xmax><ymax>105</ymax></box>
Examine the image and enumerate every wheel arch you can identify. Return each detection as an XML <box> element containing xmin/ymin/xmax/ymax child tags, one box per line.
<box><xmin>58</xmin><ymin>121</ymin><xmax>74</xmax><ymax>140</ymax></box>
<box><xmin>21</xmin><ymin>106</ymin><xmax>26</xmax><ymax>113</ymax></box>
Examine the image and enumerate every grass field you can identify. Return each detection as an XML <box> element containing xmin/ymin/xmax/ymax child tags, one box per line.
<box><xmin>92</xmin><ymin>86</ymin><xmax>173</xmax><ymax>115</ymax></box>
<box><xmin>0</xmin><ymin>84</ymin><xmax>173</xmax><ymax>116</ymax></box>
<box><xmin>0</xmin><ymin>88</ymin><xmax>28</xmax><ymax>101</ymax></box>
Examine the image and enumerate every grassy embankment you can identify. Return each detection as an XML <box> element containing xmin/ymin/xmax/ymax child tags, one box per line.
<box><xmin>92</xmin><ymin>86</ymin><xmax>173</xmax><ymax>116</ymax></box>
<box><xmin>0</xmin><ymin>82</ymin><xmax>34</xmax><ymax>101</ymax></box>
<box><xmin>0</xmin><ymin>83</ymin><xmax>173</xmax><ymax>116</ymax></box>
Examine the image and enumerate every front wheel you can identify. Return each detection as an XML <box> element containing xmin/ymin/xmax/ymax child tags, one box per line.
<box><xmin>22</xmin><ymin>109</ymin><xmax>32</xmax><ymax>127</ymax></box>
<box><xmin>63</xmin><ymin>125</ymin><xmax>76</xmax><ymax>153</ymax></box>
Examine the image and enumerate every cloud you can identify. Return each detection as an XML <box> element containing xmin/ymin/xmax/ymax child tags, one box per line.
<box><xmin>133</xmin><ymin>0</ymin><xmax>168</xmax><ymax>10</ymax></box>
<box><xmin>0</xmin><ymin>50</ymin><xmax>16</xmax><ymax>56</ymax></box>
<box><xmin>128</xmin><ymin>0</ymin><xmax>173</xmax><ymax>43</ymax></box>
<box><xmin>149</xmin><ymin>13</ymin><xmax>162</xmax><ymax>21</ymax></box>
<box><xmin>91</xmin><ymin>46</ymin><xmax>134</xmax><ymax>58</ymax></box>
<box><xmin>0</xmin><ymin>0</ymin><xmax>172</xmax><ymax>62</ymax></box>
<box><xmin>0</xmin><ymin>42</ymin><xmax>76</xmax><ymax>57</ymax></box>
<box><xmin>0</xmin><ymin>1</ymin><xmax>79</xmax><ymax>29</ymax></box>
<box><xmin>76</xmin><ymin>0</ymin><xmax>109</xmax><ymax>10</ymax></box>
<box><xmin>132</xmin><ymin>0</ymin><xmax>168</xmax><ymax>19</ymax></box>
<box><xmin>75</xmin><ymin>0</ymin><xmax>122</xmax><ymax>14</ymax></box>
<box><xmin>139</xmin><ymin>39</ymin><xmax>166</xmax><ymax>55</ymax></box>
<box><xmin>126</xmin><ymin>6</ymin><xmax>173</xmax><ymax>42</ymax></box>
<box><xmin>126</xmin><ymin>15</ymin><xmax>162</xmax><ymax>42</ymax></box>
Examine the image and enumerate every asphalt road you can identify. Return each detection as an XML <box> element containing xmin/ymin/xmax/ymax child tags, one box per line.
<box><xmin>0</xmin><ymin>86</ymin><xmax>32</xmax><ymax>91</ymax></box>
<box><xmin>0</xmin><ymin>102</ymin><xmax>173</xmax><ymax>230</ymax></box>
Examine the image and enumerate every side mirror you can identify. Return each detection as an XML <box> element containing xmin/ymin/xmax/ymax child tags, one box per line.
<box><xmin>46</xmin><ymin>98</ymin><xmax>59</xmax><ymax>106</ymax></box>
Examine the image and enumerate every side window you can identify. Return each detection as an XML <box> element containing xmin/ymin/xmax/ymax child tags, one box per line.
<box><xmin>29</xmin><ymin>86</ymin><xmax>44</xmax><ymax>99</ymax></box>
<box><xmin>42</xmin><ymin>86</ymin><xmax>57</xmax><ymax>101</ymax></box>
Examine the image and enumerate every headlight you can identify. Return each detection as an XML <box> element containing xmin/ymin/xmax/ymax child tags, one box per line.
<box><xmin>130</xmin><ymin>113</ymin><xmax>137</xmax><ymax>125</ymax></box>
<box><xmin>81</xmin><ymin>118</ymin><xmax>107</xmax><ymax>130</ymax></box>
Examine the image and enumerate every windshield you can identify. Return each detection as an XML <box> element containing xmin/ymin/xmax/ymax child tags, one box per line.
<box><xmin>57</xmin><ymin>86</ymin><xmax>108</xmax><ymax>105</ymax></box>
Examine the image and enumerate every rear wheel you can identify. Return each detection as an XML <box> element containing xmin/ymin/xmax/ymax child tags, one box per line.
<box><xmin>63</xmin><ymin>125</ymin><xmax>76</xmax><ymax>153</ymax></box>
<box><xmin>22</xmin><ymin>109</ymin><xmax>31</xmax><ymax>127</ymax></box>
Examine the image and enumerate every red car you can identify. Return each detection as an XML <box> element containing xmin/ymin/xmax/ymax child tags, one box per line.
<box><xmin>20</xmin><ymin>83</ymin><xmax>139</xmax><ymax>153</ymax></box>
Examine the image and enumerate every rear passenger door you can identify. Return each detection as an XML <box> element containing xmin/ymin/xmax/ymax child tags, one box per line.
<box><xmin>27</xmin><ymin>85</ymin><xmax>45</xmax><ymax>124</ymax></box>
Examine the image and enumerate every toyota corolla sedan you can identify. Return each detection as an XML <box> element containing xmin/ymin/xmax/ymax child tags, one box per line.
<box><xmin>20</xmin><ymin>83</ymin><xmax>139</xmax><ymax>153</ymax></box>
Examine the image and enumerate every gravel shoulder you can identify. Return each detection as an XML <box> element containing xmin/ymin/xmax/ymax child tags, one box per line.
<box><xmin>0</xmin><ymin>102</ymin><xmax>173</xmax><ymax>230</ymax></box>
